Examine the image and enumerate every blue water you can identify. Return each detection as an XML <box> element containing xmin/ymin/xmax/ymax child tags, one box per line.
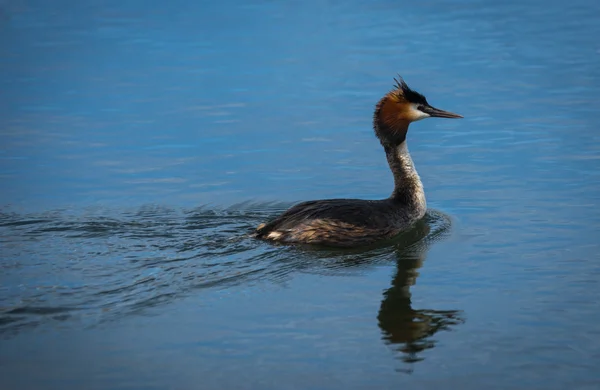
<box><xmin>1</xmin><ymin>0</ymin><xmax>600</xmax><ymax>389</ymax></box>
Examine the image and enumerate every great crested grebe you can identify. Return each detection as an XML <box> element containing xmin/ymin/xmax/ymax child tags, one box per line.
<box><xmin>255</xmin><ymin>76</ymin><xmax>462</xmax><ymax>247</ymax></box>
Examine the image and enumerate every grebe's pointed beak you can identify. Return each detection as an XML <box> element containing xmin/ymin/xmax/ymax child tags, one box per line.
<box><xmin>423</xmin><ymin>105</ymin><xmax>463</xmax><ymax>119</ymax></box>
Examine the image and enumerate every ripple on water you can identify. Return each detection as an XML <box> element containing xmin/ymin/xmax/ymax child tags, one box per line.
<box><xmin>0</xmin><ymin>203</ymin><xmax>462</xmax><ymax>362</ymax></box>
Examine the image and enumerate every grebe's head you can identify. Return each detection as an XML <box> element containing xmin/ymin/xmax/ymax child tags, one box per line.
<box><xmin>374</xmin><ymin>76</ymin><xmax>462</xmax><ymax>146</ymax></box>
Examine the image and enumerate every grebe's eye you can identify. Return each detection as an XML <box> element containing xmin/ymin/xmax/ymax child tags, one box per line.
<box><xmin>417</xmin><ymin>105</ymin><xmax>425</xmax><ymax>112</ymax></box>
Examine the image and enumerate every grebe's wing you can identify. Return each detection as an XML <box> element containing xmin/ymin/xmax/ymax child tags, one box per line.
<box><xmin>256</xmin><ymin>199</ymin><xmax>381</xmax><ymax>236</ymax></box>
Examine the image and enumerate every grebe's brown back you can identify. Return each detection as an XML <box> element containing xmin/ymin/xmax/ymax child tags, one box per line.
<box><xmin>255</xmin><ymin>76</ymin><xmax>462</xmax><ymax>247</ymax></box>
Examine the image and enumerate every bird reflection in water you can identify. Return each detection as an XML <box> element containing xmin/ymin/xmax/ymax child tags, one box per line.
<box><xmin>376</xmin><ymin>213</ymin><xmax>464</xmax><ymax>372</ymax></box>
<box><xmin>299</xmin><ymin>211</ymin><xmax>464</xmax><ymax>371</ymax></box>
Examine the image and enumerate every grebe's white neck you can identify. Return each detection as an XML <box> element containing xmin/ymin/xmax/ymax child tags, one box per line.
<box><xmin>384</xmin><ymin>141</ymin><xmax>427</xmax><ymax>218</ymax></box>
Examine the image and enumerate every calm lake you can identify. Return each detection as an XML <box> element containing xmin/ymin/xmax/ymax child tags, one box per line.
<box><xmin>1</xmin><ymin>0</ymin><xmax>600</xmax><ymax>389</ymax></box>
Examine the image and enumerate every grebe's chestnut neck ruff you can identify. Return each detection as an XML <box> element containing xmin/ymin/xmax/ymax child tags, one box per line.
<box><xmin>255</xmin><ymin>76</ymin><xmax>462</xmax><ymax>247</ymax></box>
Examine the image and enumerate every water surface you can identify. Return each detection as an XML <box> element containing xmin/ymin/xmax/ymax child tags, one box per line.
<box><xmin>1</xmin><ymin>0</ymin><xmax>600</xmax><ymax>389</ymax></box>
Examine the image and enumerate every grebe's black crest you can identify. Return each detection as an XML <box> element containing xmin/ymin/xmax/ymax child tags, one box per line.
<box><xmin>393</xmin><ymin>76</ymin><xmax>428</xmax><ymax>106</ymax></box>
